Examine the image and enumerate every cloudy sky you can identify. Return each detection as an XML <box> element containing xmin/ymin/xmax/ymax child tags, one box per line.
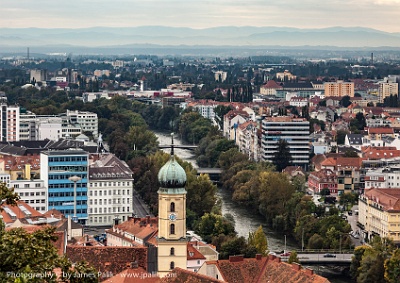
<box><xmin>1</xmin><ymin>0</ymin><xmax>400</xmax><ymax>32</ymax></box>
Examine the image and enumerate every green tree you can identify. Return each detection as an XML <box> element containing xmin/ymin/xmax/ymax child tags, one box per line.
<box><xmin>272</xmin><ymin>139</ymin><xmax>292</xmax><ymax>172</ymax></box>
<box><xmin>288</xmin><ymin>251</ymin><xmax>299</xmax><ymax>264</ymax></box>
<box><xmin>248</xmin><ymin>225</ymin><xmax>268</xmax><ymax>256</ymax></box>
<box><xmin>186</xmin><ymin>173</ymin><xmax>217</xmax><ymax>217</ymax></box>
<box><xmin>351</xmin><ymin>245</ymin><xmax>373</xmax><ymax>280</ymax></box>
<box><xmin>195</xmin><ymin>213</ymin><xmax>236</xmax><ymax>243</ymax></box>
<box><xmin>385</xmin><ymin>248</ymin><xmax>400</xmax><ymax>283</ymax></box>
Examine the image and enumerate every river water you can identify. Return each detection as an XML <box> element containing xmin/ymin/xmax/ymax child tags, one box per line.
<box><xmin>155</xmin><ymin>131</ymin><xmax>352</xmax><ymax>282</ymax></box>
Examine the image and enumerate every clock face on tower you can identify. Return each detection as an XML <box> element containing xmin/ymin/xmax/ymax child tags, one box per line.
<box><xmin>169</xmin><ymin>213</ymin><xmax>177</xmax><ymax>221</ymax></box>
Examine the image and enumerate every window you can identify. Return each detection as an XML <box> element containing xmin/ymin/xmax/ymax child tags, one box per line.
<box><xmin>170</xmin><ymin>262</ymin><xmax>175</xmax><ymax>270</ymax></box>
<box><xmin>170</xmin><ymin>202</ymin><xmax>175</xmax><ymax>212</ymax></box>
<box><xmin>170</xmin><ymin>224</ymin><xmax>175</xmax><ymax>234</ymax></box>
<box><xmin>170</xmin><ymin>248</ymin><xmax>175</xmax><ymax>255</ymax></box>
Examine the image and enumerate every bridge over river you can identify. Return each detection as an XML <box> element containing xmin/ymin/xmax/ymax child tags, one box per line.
<box><xmin>281</xmin><ymin>253</ymin><xmax>353</xmax><ymax>266</ymax></box>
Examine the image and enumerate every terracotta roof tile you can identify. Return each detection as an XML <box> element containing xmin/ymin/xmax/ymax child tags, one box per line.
<box><xmin>161</xmin><ymin>267</ymin><xmax>223</xmax><ymax>283</ymax></box>
<box><xmin>102</xmin><ymin>267</ymin><xmax>161</xmax><ymax>283</ymax></box>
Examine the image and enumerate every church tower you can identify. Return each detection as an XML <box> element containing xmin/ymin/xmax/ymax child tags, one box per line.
<box><xmin>157</xmin><ymin>133</ymin><xmax>187</xmax><ymax>277</ymax></box>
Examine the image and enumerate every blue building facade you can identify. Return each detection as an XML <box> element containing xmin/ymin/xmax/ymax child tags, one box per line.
<box><xmin>40</xmin><ymin>150</ymin><xmax>89</xmax><ymax>224</ymax></box>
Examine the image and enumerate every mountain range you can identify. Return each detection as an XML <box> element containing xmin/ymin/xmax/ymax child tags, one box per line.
<box><xmin>1</xmin><ymin>26</ymin><xmax>400</xmax><ymax>55</ymax></box>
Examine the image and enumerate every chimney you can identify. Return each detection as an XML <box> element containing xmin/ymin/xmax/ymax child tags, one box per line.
<box><xmin>229</xmin><ymin>255</ymin><xmax>244</xmax><ymax>262</ymax></box>
<box><xmin>146</xmin><ymin>215</ymin><xmax>150</xmax><ymax>224</ymax></box>
<box><xmin>129</xmin><ymin>261</ymin><xmax>138</xmax><ymax>269</ymax></box>
<box><xmin>256</xmin><ymin>254</ymin><xmax>262</xmax><ymax>260</ymax></box>
<box><xmin>305</xmin><ymin>268</ymin><xmax>314</xmax><ymax>276</ymax></box>
<box><xmin>292</xmin><ymin>263</ymin><xmax>301</xmax><ymax>271</ymax></box>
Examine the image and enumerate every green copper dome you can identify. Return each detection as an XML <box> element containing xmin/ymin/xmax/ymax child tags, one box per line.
<box><xmin>158</xmin><ymin>156</ymin><xmax>187</xmax><ymax>188</ymax></box>
<box><xmin>157</xmin><ymin>133</ymin><xmax>187</xmax><ymax>189</ymax></box>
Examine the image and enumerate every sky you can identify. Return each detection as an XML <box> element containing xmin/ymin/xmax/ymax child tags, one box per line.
<box><xmin>1</xmin><ymin>0</ymin><xmax>400</xmax><ymax>33</ymax></box>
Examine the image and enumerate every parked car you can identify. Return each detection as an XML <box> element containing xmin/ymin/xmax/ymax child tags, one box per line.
<box><xmin>323</xmin><ymin>253</ymin><xmax>336</xmax><ymax>258</ymax></box>
<box><xmin>280</xmin><ymin>252</ymin><xmax>291</xmax><ymax>257</ymax></box>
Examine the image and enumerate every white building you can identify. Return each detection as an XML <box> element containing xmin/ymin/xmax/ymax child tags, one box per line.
<box><xmin>66</xmin><ymin>110</ymin><xmax>98</xmax><ymax>139</ymax></box>
<box><xmin>11</xmin><ymin>179</ymin><xmax>47</xmax><ymax>213</ymax></box>
<box><xmin>1</xmin><ymin>103</ymin><xmax>20</xmax><ymax>142</ymax></box>
<box><xmin>261</xmin><ymin>116</ymin><xmax>310</xmax><ymax>169</ymax></box>
<box><xmin>87</xmin><ymin>154</ymin><xmax>134</xmax><ymax>226</ymax></box>
<box><xmin>19</xmin><ymin>110</ymin><xmax>97</xmax><ymax>141</ymax></box>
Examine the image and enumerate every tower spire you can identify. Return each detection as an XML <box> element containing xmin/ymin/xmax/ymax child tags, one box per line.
<box><xmin>171</xmin><ymin>132</ymin><xmax>174</xmax><ymax>156</ymax></box>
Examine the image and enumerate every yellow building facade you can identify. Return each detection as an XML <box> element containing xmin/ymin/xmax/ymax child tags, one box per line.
<box><xmin>157</xmin><ymin>136</ymin><xmax>188</xmax><ymax>277</ymax></box>
<box><xmin>359</xmin><ymin>188</ymin><xmax>400</xmax><ymax>243</ymax></box>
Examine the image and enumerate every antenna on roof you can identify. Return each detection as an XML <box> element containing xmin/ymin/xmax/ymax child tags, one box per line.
<box><xmin>171</xmin><ymin>133</ymin><xmax>174</xmax><ymax>156</ymax></box>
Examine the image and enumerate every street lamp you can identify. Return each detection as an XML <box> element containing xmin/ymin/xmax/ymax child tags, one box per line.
<box><xmin>69</xmin><ymin>175</ymin><xmax>82</xmax><ymax>223</ymax></box>
<box><xmin>284</xmin><ymin>235</ymin><xmax>287</xmax><ymax>253</ymax></box>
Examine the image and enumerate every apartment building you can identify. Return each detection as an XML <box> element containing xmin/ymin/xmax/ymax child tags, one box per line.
<box><xmin>66</xmin><ymin>110</ymin><xmax>98</xmax><ymax>139</ymax></box>
<box><xmin>40</xmin><ymin>150</ymin><xmax>89</xmax><ymax>224</ymax></box>
<box><xmin>237</xmin><ymin>121</ymin><xmax>260</xmax><ymax>161</ymax></box>
<box><xmin>19</xmin><ymin>110</ymin><xmax>97</xmax><ymax>141</ymax></box>
<box><xmin>324</xmin><ymin>80</ymin><xmax>354</xmax><ymax>97</ymax></box>
<box><xmin>378</xmin><ymin>81</ymin><xmax>398</xmax><ymax>103</ymax></box>
<box><xmin>87</xmin><ymin>154</ymin><xmax>134</xmax><ymax>226</ymax></box>
<box><xmin>261</xmin><ymin>116</ymin><xmax>310</xmax><ymax>169</ymax></box>
<box><xmin>359</xmin><ymin>188</ymin><xmax>400</xmax><ymax>243</ymax></box>
<box><xmin>1</xmin><ymin>103</ymin><xmax>20</xmax><ymax>142</ymax></box>
<box><xmin>12</xmin><ymin>179</ymin><xmax>47</xmax><ymax>213</ymax></box>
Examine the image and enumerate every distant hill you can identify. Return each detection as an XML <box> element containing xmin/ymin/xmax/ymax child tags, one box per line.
<box><xmin>1</xmin><ymin>26</ymin><xmax>400</xmax><ymax>55</ymax></box>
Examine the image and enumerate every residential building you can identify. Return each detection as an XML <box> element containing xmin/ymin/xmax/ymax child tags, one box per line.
<box><xmin>378</xmin><ymin>80</ymin><xmax>398</xmax><ymax>103</ymax></box>
<box><xmin>260</xmin><ymin>80</ymin><xmax>282</xmax><ymax>96</ymax></box>
<box><xmin>324</xmin><ymin>80</ymin><xmax>354</xmax><ymax>97</ymax></box>
<box><xmin>276</xmin><ymin>70</ymin><xmax>297</xmax><ymax>81</ymax></box>
<box><xmin>237</xmin><ymin>121</ymin><xmax>260</xmax><ymax>161</ymax></box>
<box><xmin>1</xmin><ymin>103</ymin><xmax>20</xmax><ymax>142</ymax></box>
<box><xmin>11</xmin><ymin>179</ymin><xmax>47</xmax><ymax>213</ymax></box>
<box><xmin>87</xmin><ymin>153</ymin><xmax>134</xmax><ymax>226</ymax></box>
<box><xmin>261</xmin><ymin>116</ymin><xmax>310</xmax><ymax>169</ymax></box>
<box><xmin>308</xmin><ymin>169</ymin><xmax>337</xmax><ymax>194</ymax></box>
<box><xmin>66</xmin><ymin>110</ymin><xmax>98</xmax><ymax>139</ymax></box>
<box><xmin>40</xmin><ymin>149</ymin><xmax>89</xmax><ymax>224</ymax></box>
<box><xmin>223</xmin><ymin>110</ymin><xmax>250</xmax><ymax>142</ymax></box>
<box><xmin>359</xmin><ymin>188</ymin><xmax>400</xmax><ymax>243</ymax></box>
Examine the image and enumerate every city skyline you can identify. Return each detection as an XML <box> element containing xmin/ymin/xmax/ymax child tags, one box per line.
<box><xmin>1</xmin><ymin>0</ymin><xmax>400</xmax><ymax>33</ymax></box>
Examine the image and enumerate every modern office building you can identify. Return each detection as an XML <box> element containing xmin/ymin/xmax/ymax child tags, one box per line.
<box><xmin>261</xmin><ymin>116</ymin><xmax>310</xmax><ymax>170</ymax></box>
<box><xmin>66</xmin><ymin>110</ymin><xmax>98</xmax><ymax>139</ymax></box>
<box><xmin>40</xmin><ymin>149</ymin><xmax>89</xmax><ymax>224</ymax></box>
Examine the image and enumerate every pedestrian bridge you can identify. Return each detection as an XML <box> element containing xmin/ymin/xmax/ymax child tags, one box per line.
<box><xmin>159</xmin><ymin>144</ymin><xmax>197</xmax><ymax>150</ymax></box>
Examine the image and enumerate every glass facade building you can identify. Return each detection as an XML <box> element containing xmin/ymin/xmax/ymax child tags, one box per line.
<box><xmin>40</xmin><ymin>150</ymin><xmax>89</xmax><ymax>224</ymax></box>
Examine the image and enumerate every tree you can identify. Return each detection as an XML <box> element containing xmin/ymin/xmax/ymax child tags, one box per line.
<box><xmin>186</xmin><ymin>173</ymin><xmax>217</xmax><ymax>217</ymax></box>
<box><xmin>340</xmin><ymin>95</ymin><xmax>352</xmax><ymax>107</ymax></box>
<box><xmin>248</xmin><ymin>225</ymin><xmax>268</xmax><ymax>256</ymax></box>
<box><xmin>0</xmin><ymin>226</ymin><xmax>60</xmax><ymax>283</ymax></box>
<box><xmin>350</xmin><ymin>245</ymin><xmax>373</xmax><ymax>280</ymax></box>
<box><xmin>384</xmin><ymin>248</ymin><xmax>400</xmax><ymax>283</ymax></box>
<box><xmin>195</xmin><ymin>213</ymin><xmax>236</xmax><ymax>243</ymax></box>
<box><xmin>272</xmin><ymin>139</ymin><xmax>292</xmax><ymax>172</ymax></box>
<box><xmin>288</xmin><ymin>251</ymin><xmax>299</xmax><ymax>264</ymax></box>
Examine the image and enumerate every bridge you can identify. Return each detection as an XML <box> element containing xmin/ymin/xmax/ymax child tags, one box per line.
<box><xmin>197</xmin><ymin>168</ymin><xmax>223</xmax><ymax>182</ymax></box>
<box><xmin>280</xmin><ymin>253</ymin><xmax>353</xmax><ymax>265</ymax></box>
<box><xmin>159</xmin><ymin>144</ymin><xmax>198</xmax><ymax>150</ymax></box>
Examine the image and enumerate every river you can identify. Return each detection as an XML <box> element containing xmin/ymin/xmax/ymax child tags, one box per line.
<box><xmin>155</xmin><ymin>131</ymin><xmax>353</xmax><ymax>283</ymax></box>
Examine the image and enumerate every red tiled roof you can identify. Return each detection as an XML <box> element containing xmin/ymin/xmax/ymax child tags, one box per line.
<box><xmin>161</xmin><ymin>268</ymin><xmax>223</xmax><ymax>283</ymax></box>
<box><xmin>368</xmin><ymin>127</ymin><xmax>394</xmax><ymax>134</ymax></box>
<box><xmin>361</xmin><ymin>146</ymin><xmax>400</xmax><ymax>160</ymax></box>
<box><xmin>187</xmin><ymin>243</ymin><xmax>206</xmax><ymax>260</ymax></box>
<box><xmin>364</xmin><ymin>188</ymin><xmax>400</xmax><ymax>212</ymax></box>
<box><xmin>102</xmin><ymin>267</ymin><xmax>161</xmax><ymax>283</ymax></box>
<box><xmin>66</xmin><ymin>246</ymin><xmax>148</xmax><ymax>276</ymax></box>
<box><xmin>1</xmin><ymin>200</ymin><xmax>44</xmax><ymax>225</ymax></box>
<box><xmin>262</xmin><ymin>80</ymin><xmax>283</xmax><ymax>89</ymax></box>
